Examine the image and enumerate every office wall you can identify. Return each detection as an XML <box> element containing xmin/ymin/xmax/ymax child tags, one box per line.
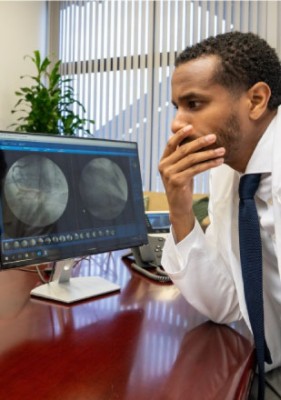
<box><xmin>0</xmin><ymin>1</ymin><xmax>48</xmax><ymax>130</ymax></box>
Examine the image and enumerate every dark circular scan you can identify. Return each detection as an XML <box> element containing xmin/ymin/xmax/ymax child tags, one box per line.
<box><xmin>79</xmin><ymin>158</ymin><xmax>128</xmax><ymax>220</ymax></box>
<box><xmin>4</xmin><ymin>155</ymin><xmax>69</xmax><ymax>227</ymax></box>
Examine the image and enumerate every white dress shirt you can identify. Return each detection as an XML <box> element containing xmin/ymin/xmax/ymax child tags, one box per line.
<box><xmin>162</xmin><ymin>112</ymin><xmax>281</xmax><ymax>370</ymax></box>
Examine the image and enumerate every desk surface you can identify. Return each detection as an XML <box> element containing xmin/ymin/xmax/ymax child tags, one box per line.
<box><xmin>0</xmin><ymin>251</ymin><xmax>255</xmax><ymax>400</ymax></box>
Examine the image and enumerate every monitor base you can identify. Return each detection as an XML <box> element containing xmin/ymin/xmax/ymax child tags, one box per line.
<box><xmin>30</xmin><ymin>258</ymin><xmax>120</xmax><ymax>303</ymax></box>
<box><xmin>30</xmin><ymin>276</ymin><xmax>120</xmax><ymax>303</ymax></box>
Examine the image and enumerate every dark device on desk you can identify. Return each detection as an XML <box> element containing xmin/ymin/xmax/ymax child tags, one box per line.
<box><xmin>0</xmin><ymin>131</ymin><xmax>148</xmax><ymax>302</ymax></box>
<box><xmin>130</xmin><ymin>211</ymin><xmax>171</xmax><ymax>283</ymax></box>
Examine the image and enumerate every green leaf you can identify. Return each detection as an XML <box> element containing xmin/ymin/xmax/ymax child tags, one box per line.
<box><xmin>10</xmin><ymin>50</ymin><xmax>95</xmax><ymax>135</ymax></box>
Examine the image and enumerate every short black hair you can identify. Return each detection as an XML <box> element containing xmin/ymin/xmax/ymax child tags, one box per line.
<box><xmin>175</xmin><ymin>31</ymin><xmax>281</xmax><ymax>110</ymax></box>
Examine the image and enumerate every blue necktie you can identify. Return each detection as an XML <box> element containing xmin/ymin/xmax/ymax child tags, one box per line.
<box><xmin>238</xmin><ymin>173</ymin><xmax>272</xmax><ymax>400</ymax></box>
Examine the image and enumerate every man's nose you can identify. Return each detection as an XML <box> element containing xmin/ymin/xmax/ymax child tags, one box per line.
<box><xmin>171</xmin><ymin>113</ymin><xmax>188</xmax><ymax>134</ymax></box>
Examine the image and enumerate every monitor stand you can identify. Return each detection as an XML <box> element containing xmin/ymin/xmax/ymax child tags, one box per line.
<box><xmin>30</xmin><ymin>258</ymin><xmax>120</xmax><ymax>303</ymax></box>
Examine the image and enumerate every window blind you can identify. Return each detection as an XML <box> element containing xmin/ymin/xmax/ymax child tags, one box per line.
<box><xmin>49</xmin><ymin>0</ymin><xmax>281</xmax><ymax>193</ymax></box>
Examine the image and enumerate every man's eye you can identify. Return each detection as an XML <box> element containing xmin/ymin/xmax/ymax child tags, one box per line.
<box><xmin>188</xmin><ymin>100</ymin><xmax>200</xmax><ymax>109</ymax></box>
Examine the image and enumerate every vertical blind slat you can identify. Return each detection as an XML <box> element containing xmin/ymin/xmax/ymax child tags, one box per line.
<box><xmin>150</xmin><ymin>1</ymin><xmax>161</xmax><ymax>189</ymax></box>
<box><xmin>100</xmin><ymin>2</ymin><xmax>105</xmax><ymax>134</ymax></box>
<box><xmin>250</xmin><ymin>1</ymin><xmax>258</xmax><ymax>33</ymax></box>
<box><xmin>200</xmin><ymin>1</ymin><xmax>208</xmax><ymax>39</ymax></box>
<box><xmin>217</xmin><ymin>1</ymin><xmax>224</xmax><ymax>34</ymax></box>
<box><xmin>111</xmin><ymin>0</ymin><xmax>118</xmax><ymax>141</ymax></box>
<box><xmin>143</xmin><ymin>0</ymin><xmax>154</xmax><ymax>189</ymax></box>
<box><xmin>225</xmin><ymin>0</ymin><xmax>232</xmax><ymax>33</ymax></box>
<box><xmin>241</xmin><ymin>1</ymin><xmax>249</xmax><ymax>33</ymax></box>
<box><xmin>138</xmin><ymin>0</ymin><xmax>147</xmax><ymax>183</ymax></box>
<box><xmin>124</xmin><ymin>1</ymin><xmax>131</xmax><ymax>143</ymax></box>
<box><xmin>87</xmin><ymin>1</ymin><xmax>93</xmax><ymax>135</ymax></box>
<box><xmin>118</xmin><ymin>0</ymin><xmax>125</xmax><ymax>146</ymax></box>
<box><xmin>132</xmin><ymin>0</ymin><xmax>139</xmax><ymax>144</ymax></box>
<box><xmin>208</xmin><ymin>1</ymin><xmax>214</xmax><ymax>36</ymax></box>
<box><xmin>104</xmin><ymin>1</ymin><xmax>111</xmax><ymax>139</ymax></box>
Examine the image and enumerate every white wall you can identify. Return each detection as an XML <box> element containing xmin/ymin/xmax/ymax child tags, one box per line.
<box><xmin>0</xmin><ymin>1</ymin><xmax>48</xmax><ymax>130</ymax></box>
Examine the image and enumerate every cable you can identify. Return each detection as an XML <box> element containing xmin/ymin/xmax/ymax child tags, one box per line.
<box><xmin>131</xmin><ymin>262</ymin><xmax>171</xmax><ymax>283</ymax></box>
<box><xmin>149</xmin><ymin>262</ymin><xmax>170</xmax><ymax>276</ymax></box>
<box><xmin>251</xmin><ymin>372</ymin><xmax>281</xmax><ymax>399</ymax></box>
<box><xmin>35</xmin><ymin>258</ymin><xmax>82</xmax><ymax>284</ymax></box>
<box><xmin>265</xmin><ymin>377</ymin><xmax>281</xmax><ymax>399</ymax></box>
<box><xmin>35</xmin><ymin>263</ymin><xmax>55</xmax><ymax>283</ymax></box>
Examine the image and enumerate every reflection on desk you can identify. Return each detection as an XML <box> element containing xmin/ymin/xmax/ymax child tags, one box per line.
<box><xmin>158</xmin><ymin>321</ymin><xmax>254</xmax><ymax>400</ymax></box>
<box><xmin>0</xmin><ymin>251</ymin><xmax>255</xmax><ymax>400</ymax></box>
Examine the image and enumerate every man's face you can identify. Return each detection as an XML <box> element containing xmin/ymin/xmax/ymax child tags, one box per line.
<box><xmin>171</xmin><ymin>55</ymin><xmax>248</xmax><ymax>167</ymax></box>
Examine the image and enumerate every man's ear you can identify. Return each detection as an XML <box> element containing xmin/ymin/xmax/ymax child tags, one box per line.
<box><xmin>247</xmin><ymin>82</ymin><xmax>271</xmax><ymax>120</ymax></box>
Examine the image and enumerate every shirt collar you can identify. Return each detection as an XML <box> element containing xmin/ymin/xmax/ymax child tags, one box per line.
<box><xmin>244</xmin><ymin>111</ymin><xmax>277</xmax><ymax>175</ymax></box>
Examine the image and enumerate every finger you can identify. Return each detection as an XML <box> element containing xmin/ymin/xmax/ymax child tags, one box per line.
<box><xmin>166</xmin><ymin>156</ymin><xmax>224</xmax><ymax>188</ymax></box>
<box><xmin>185</xmin><ymin>156</ymin><xmax>225</xmax><ymax>179</ymax></box>
<box><xmin>160</xmin><ymin>145</ymin><xmax>225</xmax><ymax>184</ymax></box>
<box><xmin>162</xmin><ymin>125</ymin><xmax>193</xmax><ymax>158</ymax></box>
<box><xmin>161</xmin><ymin>133</ymin><xmax>218</xmax><ymax>168</ymax></box>
<box><xmin>176</xmin><ymin>144</ymin><xmax>225</xmax><ymax>172</ymax></box>
<box><xmin>176</xmin><ymin>133</ymin><xmax>218</xmax><ymax>160</ymax></box>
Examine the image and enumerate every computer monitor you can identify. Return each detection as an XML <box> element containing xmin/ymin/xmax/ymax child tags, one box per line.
<box><xmin>0</xmin><ymin>131</ymin><xmax>148</xmax><ymax>302</ymax></box>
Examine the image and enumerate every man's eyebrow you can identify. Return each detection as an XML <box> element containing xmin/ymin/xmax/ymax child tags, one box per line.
<box><xmin>178</xmin><ymin>92</ymin><xmax>202</xmax><ymax>102</ymax></box>
<box><xmin>171</xmin><ymin>93</ymin><xmax>197</xmax><ymax>107</ymax></box>
<box><xmin>172</xmin><ymin>91</ymin><xmax>209</xmax><ymax>107</ymax></box>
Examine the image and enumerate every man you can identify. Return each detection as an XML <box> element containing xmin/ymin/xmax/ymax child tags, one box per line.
<box><xmin>159</xmin><ymin>30</ymin><xmax>281</xmax><ymax>375</ymax></box>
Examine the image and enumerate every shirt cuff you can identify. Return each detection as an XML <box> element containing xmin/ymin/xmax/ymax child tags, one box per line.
<box><xmin>162</xmin><ymin>220</ymin><xmax>204</xmax><ymax>274</ymax></box>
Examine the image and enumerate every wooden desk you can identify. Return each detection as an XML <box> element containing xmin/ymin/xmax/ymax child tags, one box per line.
<box><xmin>0</xmin><ymin>251</ymin><xmax>255</xmax><ymax>400</ymax></box>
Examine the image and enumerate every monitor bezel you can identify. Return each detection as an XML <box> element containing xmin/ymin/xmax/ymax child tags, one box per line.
<box><xmin>0</xmin><ymin>130</ymin><xmax>148</xmax><ymax>270</ymax></box>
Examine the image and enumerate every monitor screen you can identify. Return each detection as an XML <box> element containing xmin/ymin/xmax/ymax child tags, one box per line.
<box><xmin>145</xmin><ymin>211</ymin><xmax>170</xmax><ymax>234</ymax></box>
<box><xmin>0</xmin><ymin>131</ymin><xmax>148</xmax><ymax>273</ymax></box>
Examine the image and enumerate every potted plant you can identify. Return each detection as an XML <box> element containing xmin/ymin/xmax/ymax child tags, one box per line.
<box><xmin>10</xmin><ymin>50</ymin><xmax>94</xmax><ymax>135</ymax></box>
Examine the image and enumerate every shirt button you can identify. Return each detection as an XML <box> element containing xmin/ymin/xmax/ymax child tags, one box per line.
<box><xmin>268</xmin><ymin>198</ymin><xmax>273</xmax><ymax>205</ymax></box>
